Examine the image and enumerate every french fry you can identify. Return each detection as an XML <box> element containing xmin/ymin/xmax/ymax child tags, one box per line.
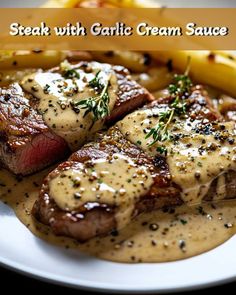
<box><xmin>151</xmin><ymin>51</ymin><xmax>236</xmax><ymax>98</ymax></box>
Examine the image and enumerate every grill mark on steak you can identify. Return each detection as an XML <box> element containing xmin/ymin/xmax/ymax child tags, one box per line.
<box><xmin>0</xmin><ymin>62</ymin><xmax>153</xmax><ymax>175</ymax></box>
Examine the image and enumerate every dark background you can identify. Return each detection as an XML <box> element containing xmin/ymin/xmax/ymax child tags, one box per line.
<box><xmin>1</xmin><ymin>265</ymin><xmax>236</xmax><ymax>294</ymax></box>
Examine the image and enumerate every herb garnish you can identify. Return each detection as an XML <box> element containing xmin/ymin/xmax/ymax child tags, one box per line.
<box><xmin>197</xmin><ymin>206</ymin><xmax>207</xmax><ymax>216</ymax></box>
<box><xmin>71</xmin><ymin>71</ymin><xmax>111</xmax><ymax>126</ymax></box>
<box><xmin>156</xmin><ymin>145</ymin><xmax>168</xmax><ymax>155</ymax></box>
<box><xmin>180</xmin><ymin>219</ymin><xmax>188</xmax><ymax>225</ymax></box>
<box><xmin>88</xmin><ymin>70</ymin><xmax>104</xmax><ymax>90</ymax></box>
<box><xmin>43</xmin><ymin>84</ymin><xmax>50</xmax><ymax>94</ymax></box>
<box><xmin>145</xmin><ymin>58</ymin><xmax>192</xmax><ymax>149</ymax></box>
<box><xmin>62</xmin><ymin>68</ymin><xmax>80</xmax><ymax>79</ymax></box>
<box><xmin>60</xmin><ymin>60</ymin><xmax>80</xmax><ymax>79</ymax></box>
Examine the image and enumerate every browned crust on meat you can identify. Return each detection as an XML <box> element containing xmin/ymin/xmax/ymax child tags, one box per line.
<box><xmin>33</xmin><ymin>126</ymin><xmax>181</xmax><ymax>241</ymax></box>
<box><xmin>0</xmin><ymin>83</ymin><xmax>69</xmax><ymax>175</ymax></box>
<box><xmin>33</xmin><ymin>85</ymin><xmax>233</xmax><ymax>242</ymax></box>
<box><xmin>0</xmin><ymin>83</ymin><xmax>48</xmax><ymax>151</ymax></box>
<box><xmin>32</xmin><ymin>161</ymin><xmax>116</xmax><ymax>242</ymax></box>
<box><xmin>107</xmin><ymin>65</ymin><xmax>153</xmax><ymax>122</ymax></box>
<box><xmin>148</xmin><ymin>85</ymin><xmax>222</xmax><ymax>122</ymax></box>
<box><xmin>0</xmin><ymin>61</ymin><xmax>152</xmax><ymax>175</ymax></box>
<box><xmin>51</xmin><ymin>61</ymin><xmax>153</xmax><ymax>123</ymax></box>
<box><xmin>204</xmin><ymin>170</ymin><xmax>236</xmax><ymax>202</ymax></box>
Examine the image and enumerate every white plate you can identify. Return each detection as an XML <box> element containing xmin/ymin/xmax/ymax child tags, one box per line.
<box><xmin>1</xmin><ymin>200</ymin><xmax>236</xmax><ymax>293</ymax></box>
<box><xmin>1</xmin><ymin>0</ymin><xmax>236</xmax><ymax>293</ymax></box>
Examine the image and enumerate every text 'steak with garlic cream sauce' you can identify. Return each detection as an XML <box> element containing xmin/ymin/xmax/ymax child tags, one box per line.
<box><xmin>1</xmin><ymin>63</ymin><xmax>236</xmax><ymax>263</ymax></box>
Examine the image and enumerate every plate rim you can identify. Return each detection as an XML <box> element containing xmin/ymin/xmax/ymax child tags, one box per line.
<box><xmin>1</xmin><ymin>0</ymin><xmax>236</xmax><ymax>293</ymax></box>
<box><xmin>0</xmin><ymin>252</ymin><xmax>236</xmax><ymax>293</ymax></box>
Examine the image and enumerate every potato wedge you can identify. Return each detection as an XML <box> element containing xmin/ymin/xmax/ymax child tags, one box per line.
<box><xmin>151</xmin><ymin>51</ymin><xmax>236</xmax><ymax>98</ymax></box>
<box><xmin>0</xmin><ymin>51</ymin><xmax>67</xmax><ymax>70</ymax></box>
<box><xmin>132</xmin><ymin>67</ymin><xmax>173</xmax><ymax>91</ymax></box>
<box><xmin>91</xmin><ymin>51</ymin><xmax>152</xmax><ymax>73</ymax></box>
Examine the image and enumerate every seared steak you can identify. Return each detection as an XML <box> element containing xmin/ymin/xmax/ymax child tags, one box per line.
<box><xmin>33</xmin><ymin>126</ymin><xmax>182</xmax><ymax>241</ymax></box>
<box><xmin>0</xmin><ymin>62</ymin><xmax>152</xmax><ymax>175</ymax></box>
<box><xmin>0</xmin><ymin>84</ymin><xmax>69</xmax><ymax>175</ymax></box>
<box><xmin>33</xmin><ymin>85</ymin><xmax>236</xmax><ymax>242</ymax></box>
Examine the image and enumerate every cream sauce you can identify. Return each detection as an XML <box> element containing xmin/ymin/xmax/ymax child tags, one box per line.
<box><xmin>49</xmin><ymin>153</ymin><xmax>153</xmax><ymax>229</ymax></box>
<box><xmin>1</xmin><ymin>167</ymin><xmax>236</xmax><ymax>263</ymax></box>
<box><xmin>117</xmin><ymin>107</ymin><xmax>236</xmax><ymax>205</ymax></box>
<box><xmin>21</xmin><ymin>61</ymin><xmax>118</xmax><ymax>151</ymax></box>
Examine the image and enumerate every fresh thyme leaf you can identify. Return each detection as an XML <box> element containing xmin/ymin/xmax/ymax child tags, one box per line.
<box><xmin>169</xmin><ymin>74</ymin><xmax>192</xmax><ymax>97</ymax></box>
<box><xmin>180</xmin><ymin>219</ymin><xmax>188</xmax><ymax>225</ymax></box>
<box><xmin>171</xmin><ymin>97</ymin><xmax>187</xmax><ymax>115</ymax></box>
<box><xmin>63</xmin><ymin>68</ymin><xmax>80</xmax><ymax>79</ymax></box>
<box><xmin>145</xmin><ymin>108</ymin><xmax>174</xmax><ymax>146</ymax></box>
<box><xmin>60</xmin><ymin>60</ymin><xmax>80</xmax><ymax>79</ymax></box>
<box><xmin>156</xmin><ymin>146</ymin><xmax>167</xmax><ymax>155</ymax></box>
<box><xmin>71</xmin><ymin>71</ymin><xmax>111</xmax><ymax>126</ymax></box>
<box><xmin>145</xmin><ymin>58</ymin><xmax>192</xmax><ymax>149</ymax></box>
<box><xmin>197</xmin><ymin>206</ymin><xmax>207</xmax><ymax>216</ymax></box>
<box><xmin>88</xmin><ymin>70</ymin><xmax>104</xmax><ymax>91</ymax></box>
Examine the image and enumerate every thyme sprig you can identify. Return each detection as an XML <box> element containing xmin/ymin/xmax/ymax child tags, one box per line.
<box><xmin>71</xmin><ymin>71</ymin><xmax>111</xmax><ymax>126</ymax></box>
<box><xmin>145</xmin><ymin>58</ymin><xmax>192</xmax><ymax>150</ymax></box>
<box><xmin>88</xmin><ymin>70</ymin><xmax>104</xmax><ymax>90</ymax></box>
<box><xmin>60</xmin><ymin>60</ymin><xmax>80</xmax><ymax>79</ymax></box>
<box><xmin>63</xmin><ymin>68</ymin><xmax>80</xmax><ymax>79</ymax></box>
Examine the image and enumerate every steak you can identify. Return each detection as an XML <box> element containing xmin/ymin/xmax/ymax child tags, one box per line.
<box><xmin>0</xmin><ymin>84</ymin><xmax>69</xmax><ymax>175</ymax></box>
<box><xmin>33</xmin><ymin>126</ymin><xmax>182</xmax><ymax>241</ymax></box>
<box><xmin>0</xmin><ymin>62</ymin><xmax>153</xmax><ymax>175</ymax></box>
<box><xmin>49</xmin><ymin>62</ymin><xmax>153</xmax><ymax>124</ymax></box>
<box><xmin>33</xmin><ymin>85</ymin><xmax>236</xmax><ymax>242</ymax></box>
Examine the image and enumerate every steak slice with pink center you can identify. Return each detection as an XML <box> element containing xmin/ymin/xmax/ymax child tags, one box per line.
<box><xmin>0</xmin><ymin>61</ymin><xmax>153</xmax><ymax>175</ymax></box>
<box><xmin>0</xmin><ymin>83</ymin><xmax>69</xmax><ymax>175</ymax></box>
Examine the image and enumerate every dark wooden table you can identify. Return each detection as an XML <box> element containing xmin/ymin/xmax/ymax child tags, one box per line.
<box><xmin>0</xmin><ymin>265</ymin><xmax>235</xmax><ymax>294</ymax></box>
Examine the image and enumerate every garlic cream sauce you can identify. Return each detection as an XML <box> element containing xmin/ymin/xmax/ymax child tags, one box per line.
<box><xmin>1</xmin><ymin>167</ymin><xmax>236</xmax><ymax>263</ymax></box>
<box><xmin>21</xmin><ymin>61</ymin><xmax>118</xmax><ymax>151</ymax></box>
<box><xmin>117</xmin><ymin>106</ymin><xmax>236</xmax><ymax>205</ymax></box>
<box><xmin>49</xmin><ymin>153</ymin><xmax>153</xmax><ymax>229</ymax></box>
<box><xmin>1</xmin><ymin>65</ymin><xmax>236</xmax><ymax>263</ymax></box>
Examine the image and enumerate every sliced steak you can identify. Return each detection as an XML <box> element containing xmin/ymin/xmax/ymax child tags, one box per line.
<box><xmin>106</xmin><ymin>65</ymin><xmax>152</xmax><ymax>123</ymax></box>
<box><xmin>1</xmin><ymin>61</ymin><xmax>153</xmax><ymax>175</ymax></box>
<box><xmin>0</xmin><ymin>84</ymin><xmax>69</xmax><ymax>175</ymax></box>
<box><xmin>48</xmin><ymin>61</ymin><xmax>153</xmax><ymax>124</ymax></box>
<box><xmin>33</xmin><ymin>85</ymin><xmax>236</xmax><ymax>242</ymax></box>
<box><xmin>33</xmin><ymin>126</ymin><xmax>182</xmax><ymax>242</ymax></box>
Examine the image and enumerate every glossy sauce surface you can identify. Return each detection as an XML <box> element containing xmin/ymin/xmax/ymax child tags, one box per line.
<box><xmin>1</xmin><ymin>62</ymin><xmax>236</xmax><ymax>263</ymax></box>
<box><xmin>49</xmin><ymin>153</ymin><xmax>153</xmax><ymax>229</ymax></box>
<box><xmin>21</xmin><ymin>61</ymin><xmax>118</xmax><ymax>151</ymax></box>
<box><xmin>117</xmin><ymin>107</ymin><xmax>236</xmax><ymax>204</ymax></box>
<box><xmin>1</xmin><ymin>167</ymin><xmax>236</xmax><ymax>263</ymax></box>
